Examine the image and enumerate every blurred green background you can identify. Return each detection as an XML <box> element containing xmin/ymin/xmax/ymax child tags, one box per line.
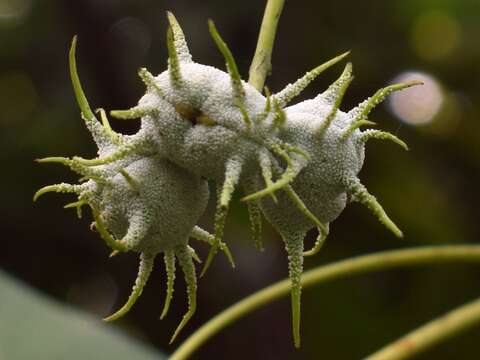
<box><xmin>1</xmin><ymin>0</ymin><xmax>479</xmax><ymax>359</ymax></box>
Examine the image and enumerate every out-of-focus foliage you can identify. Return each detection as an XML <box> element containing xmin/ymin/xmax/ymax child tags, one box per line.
<box><xmin>0</xmin><ymin>270</ymin><xmax>164</xmax><ymax>359</ymax></box>
<box><xmin>0</xmin><ymin>0</ymin><xmax>479</xmax><ymax>359</ymax></box>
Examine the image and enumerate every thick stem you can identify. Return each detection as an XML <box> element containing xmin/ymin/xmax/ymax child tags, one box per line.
<box><xmin>248</xmin><ymin>0</ymin><xmax>286</xmax><ymax>91</ymax></box>
<box><xmin>365</xmin><ymin>296</ymin><xmax>480</xmax><ymax>360</ymax></box>
<box><xmin>169</xmin><ymin>245</ymin><xmax>480</xmax><ymax>360</ymax></box>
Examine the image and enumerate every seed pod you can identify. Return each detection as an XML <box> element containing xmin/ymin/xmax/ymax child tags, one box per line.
<box><xmin>34</xmin><ymin>36</ymin><xmax>233</xmax><ymax>342</ymax></box>
<box><xmin>247</xmin><ymin>63</ymin><xmax>417</xmax><ymax>347</ymax></box>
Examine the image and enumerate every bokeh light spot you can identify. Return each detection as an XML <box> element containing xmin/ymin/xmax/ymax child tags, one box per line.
<box><xmin>388</xmin><ymin>71</ymin><xmax>444</xmax><ymax>126</ymax></box>
<box><xmin>411</xmin><ymin>10</ymin><xmax>461</xmax><ymax>61</ymax></box>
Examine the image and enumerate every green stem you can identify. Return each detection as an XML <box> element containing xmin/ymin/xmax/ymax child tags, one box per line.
<box><xmin>169</xmin><ymin>246</ymin><xmax>480</xmax><ymax>360</ymax></box>
<box><xmin>365</xmin><ymin>296</ymin><xmax>480</xmax><ymax>360</ymax></box>
<box><xmin>248</xmin><ymin>0</ymin><xmax>286</xmax><ymax>91</ymax></box>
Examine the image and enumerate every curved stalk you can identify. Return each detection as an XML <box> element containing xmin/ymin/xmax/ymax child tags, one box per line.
<box><xmin>170</xmin><ymin>245</ymin><xmax>480</xmax><ymax>360</ymax></box>
<box><xmin>248</xmin><ymin>0</ymin><xmax>286</xmax><ymax>91</ymax></box>
<box><xmin>365</xmin><ymin>296</ymin><xmax>480</xmax><ymax>360</ymax></box>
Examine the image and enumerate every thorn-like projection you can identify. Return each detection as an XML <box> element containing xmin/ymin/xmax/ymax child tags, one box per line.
<box><xmin>64</xmin><ymin>199</ymin><xmax>88</xmax><ymax>219</ymax></box>
<box><xmin>271</xmin><ymin>98</ymin><xmax>286</xmax><ymax>130</ymax></box>
<box><xmin>104</xmin><ymin>252</ymin><xmax>155</xmax><ymax>322</ymax></box>
<box><xmin>138</xmin><ymin>68</ymin><xmax>164</xmax><ymax>97</ymax></box>
<box><xmin>360</xmin><ymin>130</ymin><xmax>409</xmax><ymax>151</ymax></box>
<box><xmin>96</xmin><ymin>108</ymin><xmax>122</xmax><ymax>144</ymax></box>
<box><xmin>36</xmin><ymin>156</ymin><xmax>109</xmax><ymax>183</ymax></box>
<box><xmin>201</xmin><ymin>159</ymin><xmax>242</xmax><ymax>276</ymax></box>
<box><xmin>208</xmin><ymin>19</ymin><xmax>245</xmax><ymax>101</ymax></box>
<box><xmin>316</xmin><ymin>63</ymin><xmax>354</xmax><ymax>137</ymax></box>
<box><xmin>110</xmin><ymin>106</ymin><xmax>157</xmax><ymax>120</ymax></box>
<box><xmin>33</xmin><ymin>183</ymin><xmax>81</xmax><ymax>202</ymax></box>
<box><xmin>167</xmin><ymin>26</ymin><xmax>181</xmax><ymax>85</ymax></box>
<box><xmin>190</xmin><ymin>226</ymin><xmax>235</xmax><ymax>268</ymax></box>
<box><xmin>258</xmin><ymin>149</ymin><xmax>278</xmax><ymax>203</ymax></box>
<box><xmin>90</xmin><ymin>207</ymin><xmax>129</xmax><ymax>252</ymax></box>
<box><xmin>342</xmin><ymin>120</ymin><xmax>376</xmax><ymax>140</ymax></box>
<box><xmin>345</xmin><ymin>177</ymin><xmax>403</xmax><ymax>238</ymax></box>
<box><xmin>256</xmin><ymin>86</ymin><xmax>272</xmax><ymax>124</ymax></box>
<box><xmin>121</xmin><ymin>214</ymin><xmax>151</xmax><ymax>249</ymax></box>
<box><xmin>284</xmin><ymin>232</ymin><xmax>305</xmax><ymax>348</ymax></box>
<box><xmin>274</xmin><ymin>51</ymin><xmax>350</xmax><ymax>107</ymax></box>
<box><xmin>73</xmin><ymin>137</ymin><xmax>152</xmax><ymax>166</ymax></box>
<box><xmin>188</xmin><ymin>246</ymin><xmax>202</xmax><ymax>263</ymax></box>
<box><xmin>303</xmin><ymin>224</ymin><xmax>329</xmax><ymax>256</ymax></box>
<box><xmin>247</xmin><ymin>201</ymin><xmax>264</xmax><ymax>251</ymax></box>
<box><xmin>278</xmin><ymin>141</ymin><xmax>311</xmax><ymax>160</ymax></box>
<box><xmin>242</xmin><ymin>145</ymin><xmax>306</xmax><ymax>202</ymax></box>
<box><xmin>166</xmin><ymin>11</ymin><xmax>193</xmax><ymax>63</ymax></box>
<box><xmin>170</xmin><ymin>244</ymin><xmax>197</xmax><ymax>344</ymax></box>
<box><xmin>119</xmin><ymin>168</ymin><xmax>140</xmax><ymax>192</ymax></box>
<box><xmin>283</xmin><ymin>185</ymin><xmax>329</xmax><ymax>236</ymax></box>
<box><xmin>349</xmin><ymin>80</ymin><xmax>423</xmax><ymax>123</ymax></box>
<box><xmin>160</xmin><ymin>250</ymin><xmax>176</xmax><ymax>319</ymax></box>
<box><xmin>69</xmin><ymin>36</ymin><xmax>110</xmax><ymax>147</ymax></box>
<box><xmin>235</xmin><ymin>99</ymin><xmax>252</xmax><ymax>130</ymax></box>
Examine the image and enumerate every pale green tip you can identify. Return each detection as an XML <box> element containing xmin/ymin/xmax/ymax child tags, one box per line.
<box><xmin>275</xmin><ymin>50</ymin><xmax>351</xmax><ymax>106</ymax></box>
<box><xmin>69</xmin><ymin>36</ymin><xmax>96</xmax><ymax>123</ymax></box>
<box><xmin>104</xmin><ymin>253</ymin><xmax>155</xmax><ymax>322</ymax></box>
<box><xmin>160</xmin><ymin>250</ymin><xmax>176</xmax><ymax>320</ymax></box>
<box><xmin>220</xmin><ymin>243</ymin><xmax>236</xmax><ymax>269</ymax></box>
<box><xmin>199</xmin><ymin>246</ymin><xmax>217</xmax><ymax>278</ymax></box>
<box><xmin>361</xmin><ymin>130</ymin><xmax>409</xmax><ymax>151</ymax></box>
<box><xmin>33</xmin><ymin>187</ymin><xmax>50</xmax><ymax>202</ymax></box>
<box><xmin>110</xmin><ymin>107</ymin><xmax>152</xmax><ymax>120</ymax></box>
<box><xmin>346</xmin><ymin>178</ymin><xmax>404</xmax><ymax>238</ymax></box>
<box><xmin>291</xmin><ymin>290</ymin><xmax>301</xmax><ymax>348</ymax></box>
<box><xmin>36</xmin><ymin>157</ymin><xmax>71</xmax><ymax>165</ymax></box>
<box><xmin>189</xmin><ymin>246</ymin><xmax>202</xmax><ymax>264</ymax></box>
<box><xmin>207</xmin><ymin>18</ymin><xmax>244</xmax><ymax>99</ymax></box>
<box><xmin>33</xmin><ymin>183</ymin><xmax>77</xmax><ymax>202</ymax></box>
<box><xmin>303</xmin><ymin>227</ymin><xmax>329</xmax><ymax>257</ymax></box>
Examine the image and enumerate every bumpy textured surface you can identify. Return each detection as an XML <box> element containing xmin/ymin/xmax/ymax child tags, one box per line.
<box><xmin>35</xmin><ymin>12</ymin><xmax>419</xmax><ymax>347</ymax></box>
<box><xmin>34</xmin><ymin>35</ymin><xmax>232</xmax><ymax>343</ymax></box>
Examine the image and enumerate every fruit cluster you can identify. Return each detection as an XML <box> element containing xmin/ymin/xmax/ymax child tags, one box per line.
<box><xmin>35</xmin><ymin>13</ymin><xmax>418</xmax><ymax>346</ymax></box>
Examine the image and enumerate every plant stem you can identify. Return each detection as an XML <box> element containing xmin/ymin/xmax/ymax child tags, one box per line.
<box><xmin>365</xmin><ymin>296</ymin><xmax>480</xmax><ymax>360</ymax></box>
<box><xmin>169</xmin><ymin>245</ymin><xmax>480</xmax><ymax>360</ymax></box>
<box><xmin>248</xmin><ymin>0</ymin><xmax>286</xmax><ymax>91</ymax></box>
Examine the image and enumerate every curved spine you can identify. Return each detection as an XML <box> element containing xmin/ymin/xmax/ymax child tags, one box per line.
<box><xmin>166</xmin><ymin>11</ymin><xmax>193</xmax><ymax>63</ymax></box>
<box><xmin>201</xmin><ymin>158</ymin><xmax>243</xmax><ymax>276</ymax></box>
<box><xmin>69</xmin><ymin>37</ymin><xmax>111</xmax><ymax>148</ymax></box>
<box><xmin>316</xmin><ymin>62</ymin><xmax>354</xmax><ymax>137</ymax></box>
<box><xmin>90</xmin><ymin>207</ymin><xmax>129</xmax><ymax>252</ymax></box>
<box><xmin>348</xmin><ymin>80</ymin><xmax>423</xmax><ymax>122</ymax></box>
<box><xmin>274</xmin><ymin>51</ymin><xmax>350</xmax><ymax>107</ymax></box>
<box><xmin>170</xmin><ymin>243</ymin><xmax>197</xmax><ymax>343</ymax></box>
<box><xmin>208</xmin><ymin>19</ymin><xmax>245</xmax><ymax>101</ymax></box>
<box><xmin>33</xmin><ymin>183</ymin><xmax>81</xmax><ymax>202</ymax></box>
<box><xmin>284</xmin><ymin>232</ymin><xmax>305</xmax><ymax>348</ymax></box>
<box><xmin>161</xmin><ymin>250</ymin><xmax>176</xmax><ymax>319</ymax></box>
<box><xmin>104</xmin><ymin>252</ymin><xmax>155</xmax><ymax>321</ymax></box>
<box><xmin>303</xmin><ymin>224</ymin><xmax>329</xmax><ymax>257</ymax></box>
<box><xmin>242</xmin><ymin>145</ymin><xmax>306</xmax><ymax>202</ymax></box>
<box><xmin>360</xmin><ymin>130</ymin><xmax>409</xmax><ymax>151</ymax></box>
<box><xmin>190</xmin><ymin>226</ymin><xmax>235</xmax><ymax>268</ymax></box>
<box><xmin>345</xmin><ymin>177</ymin><xmax>403</xmax><ymax>238</ymax></box>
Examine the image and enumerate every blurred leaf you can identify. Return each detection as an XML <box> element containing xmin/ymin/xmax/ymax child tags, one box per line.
<box><xmin>0</xmin><ymin>269</ymin><xmax>166</xmax><ymax>360</ymax></box>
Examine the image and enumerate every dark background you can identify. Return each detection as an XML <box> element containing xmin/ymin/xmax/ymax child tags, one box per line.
<box><xmin>1</xmin><ymin>0</ymin><xmax>479</xmax><ymax>359</ymax></box>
